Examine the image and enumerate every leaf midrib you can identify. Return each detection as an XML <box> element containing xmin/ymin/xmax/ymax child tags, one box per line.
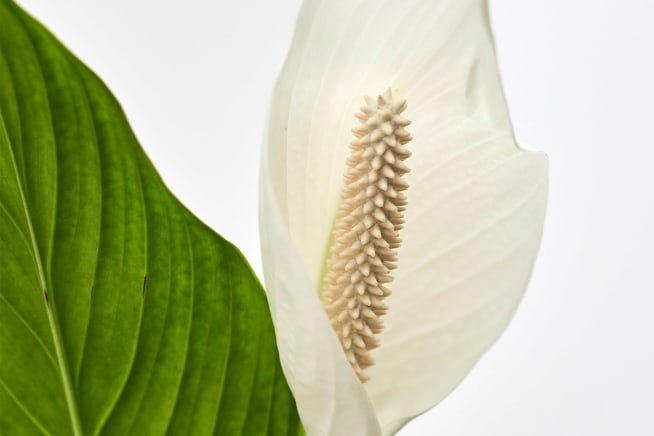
<box><xmin>0</xmin><ymin>107</ymin><xmax>83</xmax><ymax>435</ymax></box>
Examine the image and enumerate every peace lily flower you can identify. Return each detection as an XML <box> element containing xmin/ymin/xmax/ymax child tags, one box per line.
<box><xmin>259</xmin><ymin>0</ymin><xmax>548</xmax><ymax>434</ymax></box>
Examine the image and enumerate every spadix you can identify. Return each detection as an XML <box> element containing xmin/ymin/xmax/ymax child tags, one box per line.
<box><xmin>322</xmin><ymin>89</ymin><xmax>412</xmax><ymax>382</ymax></box>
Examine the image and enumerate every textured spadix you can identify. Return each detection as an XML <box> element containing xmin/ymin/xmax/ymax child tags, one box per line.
<box><xmin>259</xmin><ymin>0</ymin><xmax>548</xmax><ymax>435</ymax></box>
<box><xmin>323</xmin><ymin>89</ymin><xmax>412</xmax><ymax>382</ymax></box>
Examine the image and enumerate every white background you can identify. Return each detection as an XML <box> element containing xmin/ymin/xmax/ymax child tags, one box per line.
<box><xmin>16</xmin><ymin>1</ymin><xmax>654</xmax><ymax>434</ymax></box>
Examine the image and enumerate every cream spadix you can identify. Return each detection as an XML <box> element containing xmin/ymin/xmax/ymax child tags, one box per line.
<box><xmin>259</xmin><ymin>0</ymin><xmax>548</xmax><ymax>435</ymax></box>
<box><xmin>323</xmin><ymin>89</ymin><xmax>412</xmax><ymax>382</ymax></box>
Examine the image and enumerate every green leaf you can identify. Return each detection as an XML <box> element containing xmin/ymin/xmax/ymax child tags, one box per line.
<box><xmin>0</xmin><ymin>1</ymin><xmax>300</xmax><ymax>434</ymax></box>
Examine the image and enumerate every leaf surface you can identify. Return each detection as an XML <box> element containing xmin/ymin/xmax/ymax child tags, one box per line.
<box><xmin>0</xmin><ymin>1</ymin><xmax>299</xmax><ymax>434</ymax></box>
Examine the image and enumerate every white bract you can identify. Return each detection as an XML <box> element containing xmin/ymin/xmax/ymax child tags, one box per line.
<box><xmin>259</xmin><ymin>0</ymin><xmax>548</xmax><ymax>435</ymax></box>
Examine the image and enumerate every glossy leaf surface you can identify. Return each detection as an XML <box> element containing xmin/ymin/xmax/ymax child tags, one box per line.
<box><xmin>0</xmin><ymin>1</ymin><xmax>299</xmax><ymax>434</ymax></box>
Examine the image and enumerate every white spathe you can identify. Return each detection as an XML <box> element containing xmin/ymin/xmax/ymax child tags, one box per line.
<box><xmin>259</xmin><ymin>0</ymin><xmax>548</xmax><ymax>435</ymax></box>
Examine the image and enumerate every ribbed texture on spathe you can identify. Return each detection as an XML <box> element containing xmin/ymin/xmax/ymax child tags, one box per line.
<box><xmin>322</xmin><ymin>89</ymin><xmax>412</xmax><ymax>382</ymax></box>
